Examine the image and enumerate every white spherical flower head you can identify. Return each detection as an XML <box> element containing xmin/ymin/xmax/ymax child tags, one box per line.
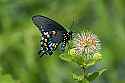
<box><xmin>73</xmin><ymin>32</ymin><xmax>101</xmax><ymax>56</ymax></box>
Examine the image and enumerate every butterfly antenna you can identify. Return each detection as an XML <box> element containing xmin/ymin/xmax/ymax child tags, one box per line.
<box><xmin>69</xmin><ymin>16</ymin><xmax>76</xmax><ymax>31</ymax></box>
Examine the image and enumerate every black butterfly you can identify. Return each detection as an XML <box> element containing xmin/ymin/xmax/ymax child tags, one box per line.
<box><xmin>32</xmin><ymin>15</ymin><xmax>72</xmax><ymax>57</ymax></box>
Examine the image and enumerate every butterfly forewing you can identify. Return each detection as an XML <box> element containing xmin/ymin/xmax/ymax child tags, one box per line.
<box><xmin>32</xmin><ymin>15</ymin><xmax>67</xmax><ymax>32</ymax></box>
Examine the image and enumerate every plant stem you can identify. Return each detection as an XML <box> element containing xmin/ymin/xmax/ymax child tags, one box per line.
<box><xmin>80</xmin><ymin>67</ymin><xmax>90</xmax><ymax>83</ymax></box>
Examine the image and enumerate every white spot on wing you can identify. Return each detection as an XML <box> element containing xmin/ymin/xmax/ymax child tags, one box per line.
<box><xmin>44</xmin><ymin>32</ymin><xmax>48</xmax><ymax>35</ymax></box>
<box><xmin>41</xmin><ymin>37</ymin><xmax>44</xmax><ymax>40</ymax></box>
<box><xmin>44</xmin><ymin>39</ymin><xmax>47</xmax><ymax>42</ymax></box>
<box><xmin>47</xmin><ymin>34</ymin><xmax>50</xmax><ymax>38</ymax></box>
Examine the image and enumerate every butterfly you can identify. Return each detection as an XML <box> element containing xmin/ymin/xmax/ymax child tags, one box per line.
<box><xmin>32</xmin><ymin>15</ymin><xmax>72</xmax><ymax>57</ymax></box>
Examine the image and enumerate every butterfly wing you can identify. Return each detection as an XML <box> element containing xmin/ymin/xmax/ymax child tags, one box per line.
<box><xmin>32</xmin><ymin>15</ymin><xmax>70</xmax><ymax>57</ymax></box>
<box><xmin>32</xmin><ymin>15</ymin><xmax>67</xmax><ymax>33</ymax></box>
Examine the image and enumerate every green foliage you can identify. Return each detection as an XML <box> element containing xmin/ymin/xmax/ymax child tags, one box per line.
<box><xmin>0</xmin><ymin>67</ymin><xmax>17</xmax><ymax>83</ymax></box>
<box><xmin>0</xmin><ymin>0</ymin><xmax>125</xmax><ymax>83</ymax></box>
<box><xmin>86</xmin><ymin>68</ymin><xmax>107</xmax><ymax>81</ymax></box>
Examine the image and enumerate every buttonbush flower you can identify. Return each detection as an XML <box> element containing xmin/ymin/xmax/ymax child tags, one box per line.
<box><xmin>73</xmin><ymin>32</ymin><xmax>101</xmax><ymax>56</ymax></box>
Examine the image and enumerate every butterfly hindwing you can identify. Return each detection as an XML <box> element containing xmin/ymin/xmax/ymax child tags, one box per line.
<box><xmin>32</xmin><ymin>15</ymin><xmax>72</xmax><ymax>57</ymax></box>
<box><xmin>40</xmin><ymin>31</ymin><xmax>62</xmax><ymax>54</ymax></box>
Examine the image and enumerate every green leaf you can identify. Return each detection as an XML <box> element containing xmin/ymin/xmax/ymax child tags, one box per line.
<box><xmin>0</xmin><ymin>74</ymin><xmax>17</xmax><ymax>83</ymax></box>
<box><xmin>87</xmin><ymin>72</ymin><xmax>99</xmax><ymax>81</ymax></box>
<box><xmin>98</xmin><ymin>68</ymin><xmax>107</xmax><ymax>76</ymax></box>
<box><xmin>87</xmin><ymin>68</ymin><xmax>107</xmax><ymax>81</ymax></box>
<box><xmin>72</xmin><ymin>73</ymin><xmax>84</xmax><ymax>81</ymax></box>
<box><xmin>59</xmin><ymin>52</ymin><xmax>75</xmax><ymax>63</ymax></box>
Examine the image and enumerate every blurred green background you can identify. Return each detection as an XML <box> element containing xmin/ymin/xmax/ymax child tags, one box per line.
<box><xmin>0</xmin><ymin>0</ymin><xmax>125</xmax><ymax>83</ymax></box>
